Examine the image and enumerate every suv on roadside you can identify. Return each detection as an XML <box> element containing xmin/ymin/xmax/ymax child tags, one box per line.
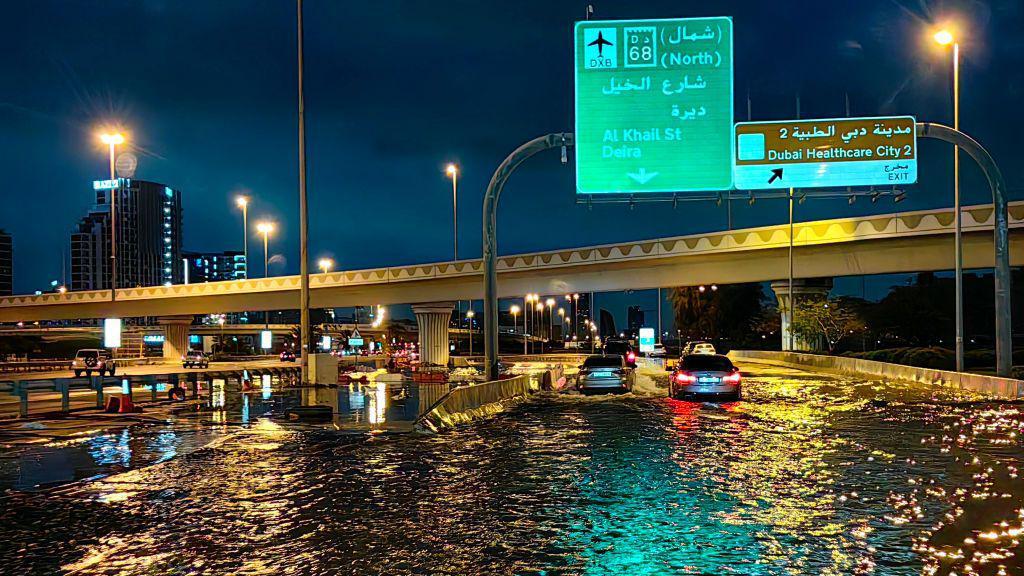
<box><xmin>71</xmin><ymin>349</ymin><xmax>117</xmax><ymax>377</ymax></box>
<box><xmin>182</xmin><ymin>350</ymin><xmax>210</xmax><ymax>369</ymax></box>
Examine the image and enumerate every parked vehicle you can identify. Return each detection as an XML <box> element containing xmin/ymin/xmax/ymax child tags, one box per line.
<box><xmin>182</xmin><ymin>350</ymin><xmax>210</xmax><ymax>369</ymax></box>
<box><xmin>71</xmin><ymin>349</ymin><xmax>116</xmax><ymax>377</ymax></box>
<box><xmin>577</xmin><ymin>354</ymin><xmax>635</xmax><ymax>395</ymax></box>
<box><xmin>669</xmin><ymin>354</ymin><xmax>741</xmax><ymax>400</ymax></box>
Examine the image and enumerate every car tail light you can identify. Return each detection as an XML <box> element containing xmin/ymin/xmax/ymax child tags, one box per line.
<box><xmin>626</xmin><ymin>352</ymin><xmax>636</xmax><ymax>363</ymax></box>
<box><xmin>675</xmin><ymin>372</ymin><xmax>696</xmax><ymax>384</ymax></box>
<box><xmin>723</xmin><ymin>371</ymin><xmax>741</xmax><ymax>384</ymax></box>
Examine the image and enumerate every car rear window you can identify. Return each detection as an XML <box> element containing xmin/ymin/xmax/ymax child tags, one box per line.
<box><xmin>76</xmin><ymin>351</ymin><xmax>99</xmax><ymax>358</ymax></box>
<box><xmin>584</xmin><ymin>355</ymin><xmax>623</xmax><ymax>368</ymax></box>
<box><xmin>681</xmin><ymin>355</ymin><xmax>734</xmax><ymax>371</ymax></box>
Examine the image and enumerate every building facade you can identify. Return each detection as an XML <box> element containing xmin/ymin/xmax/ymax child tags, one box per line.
<box><xmin>71</xmin><ymin>179</ymin><xmax>183</xmax><ymax>291</ymax></box>
<box><xmin>0</xmin><ymin>230</ymin><xmax>11</xmax><ymax>296</ymax></box>
<box><xmin>183</xmin><ymin>250</ymin><xmax>246</xmax><ymax>283</ymax></box>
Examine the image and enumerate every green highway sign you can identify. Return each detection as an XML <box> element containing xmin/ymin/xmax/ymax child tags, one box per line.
<box><xmin>574</xmin><ymin>17</ymin><xmax>734</xmax><ymax>194</ymax></box>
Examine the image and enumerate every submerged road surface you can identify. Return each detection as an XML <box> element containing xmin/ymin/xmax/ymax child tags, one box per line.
<box><xmin>1</xmin><ymin>363</ymin><xmax>1022</xmax><ymax>575</ymax></box>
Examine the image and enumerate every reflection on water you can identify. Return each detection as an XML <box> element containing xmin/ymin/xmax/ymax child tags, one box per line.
<box><xmin>1</xmin><ymin>365</ymin><xmax>1022</xmax><ymax>575</ymax></box>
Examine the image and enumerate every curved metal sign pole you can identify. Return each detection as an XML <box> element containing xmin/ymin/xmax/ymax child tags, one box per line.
<box><xmin>917</xmin><ymin>122</ymin><xmax>1011</xmax><ymax>377</ymax></box>
<box><xmin>482</xmin><ymin>133</ymin><xmax>574</xmax><ymax>380</ymax></box>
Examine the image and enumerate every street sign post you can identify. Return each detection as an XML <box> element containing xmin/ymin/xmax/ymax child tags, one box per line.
<box><xmin>574</xmin><ymin>17</ymin><xmax>734</xmax><ymax>194</ymax></box>
<box><xmin>638</xmin><ymin>327</ymin><xmax>655</xmax><ymax>353</ymax></box>
<box><xmin>733</xmin><ymin>116</ymin><xmax>917</xmax><ymax>190</ymax></box>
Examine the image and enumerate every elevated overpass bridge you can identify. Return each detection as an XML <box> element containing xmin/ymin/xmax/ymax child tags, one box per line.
<box><xmin>2</xmin><ymin>202</ymin><xmax>1021</xmax><ymax>364</ymax></box>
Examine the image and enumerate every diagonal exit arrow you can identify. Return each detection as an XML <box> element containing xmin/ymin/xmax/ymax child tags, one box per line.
<box><xmin>627</xmin><ymin>168</ymin><xmax>659</xmax><ymax>184</ymax></box>
<box><xmin>768</xmin><ymin>168</ymin><xmax>783</xmax><ymax>184</ymax></box>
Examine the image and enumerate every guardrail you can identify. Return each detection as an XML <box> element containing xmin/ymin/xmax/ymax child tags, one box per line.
<box><xmin>0</xmin><ymin>365</ymin><xmax>302</xmax><ymax>419</ymax></box>
<box><xmin>416</xmin><ymin>374</ymin><xmax>533</xmax><ymax>431</ymax></box>
<box><xmin>728</xmin><ymin>350</ymin><xmax>1024</xmax><ymax>399</ymax></box>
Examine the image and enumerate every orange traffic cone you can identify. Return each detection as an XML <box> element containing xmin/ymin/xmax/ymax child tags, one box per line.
<box><xmin>104</xmin><ymin>396</ymin><xmax>121</xmax><ymax>413</ymax></box>
<box><xmin>118</xmin><ymin>395</ymin><xmax>135</xmax><ymax>413</ymax></box>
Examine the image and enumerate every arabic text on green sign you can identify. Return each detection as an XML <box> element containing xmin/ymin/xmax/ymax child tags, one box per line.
<box><xmin>574</xmin><ymin>17</ymin><xmax>734</xmax><ymax>194</ymax></box>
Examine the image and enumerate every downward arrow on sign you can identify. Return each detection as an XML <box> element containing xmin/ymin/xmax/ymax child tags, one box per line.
<box><xmin>627</xmin><ymin>168</ymin><xmax>659</xmax><ymax>184</ymax></box>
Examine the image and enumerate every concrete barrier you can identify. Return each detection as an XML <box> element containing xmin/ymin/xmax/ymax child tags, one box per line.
<box><xmin>417</xmin><ymin>375</ymin><xmax>533</xmax><ymax>432</ymax></box>
<box><xmin>729</xmin><ymin>350</ymin><xmax>1024</xmax><ymax>399</ymax></box>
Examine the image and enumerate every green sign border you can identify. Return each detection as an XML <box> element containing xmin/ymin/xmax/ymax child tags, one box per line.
<box><xmin>573</xmin><ymin>17</ymin><xmax>735</xmax><ymax>196</ymax></box>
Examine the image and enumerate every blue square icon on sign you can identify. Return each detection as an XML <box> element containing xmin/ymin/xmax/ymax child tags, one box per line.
<box><xmin>737</xmin><ymin>133</ymin><xmax>766</xmax><ymax>161</ymax></box>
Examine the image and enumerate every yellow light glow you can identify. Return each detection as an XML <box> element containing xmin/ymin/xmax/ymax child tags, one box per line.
<box><xmin>317</xmin><ymin>258</ymin><xmax>334</xmax><ymax>273</ymax></box>
<box><xmin>510</xmin><ymin>305</ymin><xmax>520</xmax><ymax>314</ymax></box>
<box><xmin>235</xmin><ymin>196</ymin><xmax>249</xmax><ymax>208</ymax></box>
<box><xmin>466</xmin><ymin>310</ymin><xmax>475</xmax><ymax>318</ymax></box>
<box><xmin>99</xmin><ymin>133</ymin><xmax>125</xmax><ymax>145</ymax></box>
<box><xmin>446</xmin><ymin>163</ymin><xmax>458</xmax><ymax>176</ymax></box>
<box><xmin>933</xmin><ymin>29</ymin><xmax>954</xmax><ymax>45</ymax></box>
<box><xmin>536</xmin><ymin>303</ymin><xmax>544</xmax><ymax>311</ymax></box>
<box><xmin>256</xmin><ymin>222</ymin><xmax>274</xmax><ymax>235</ymax></box>
<box><xmin>545</xmin><ymin>298</ymin><xmax>556</xmax><ymax>307</ymax></box>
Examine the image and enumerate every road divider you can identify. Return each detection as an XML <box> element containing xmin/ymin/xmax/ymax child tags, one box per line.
<box><xmin>416</xmin><ymin>375</ymin><xmax>534</xmax><ymax>432</ymax></box>
<box><xmin>728</xmin><ymin>350</ymin><xmax>1023</xmax><ymax>399</ymax></box>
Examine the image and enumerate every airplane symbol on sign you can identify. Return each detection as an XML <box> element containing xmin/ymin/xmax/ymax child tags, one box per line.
<box><xmin>588</xmin><ymin>31</ymin><xmax>613</xmax><ymax>56</ymax></box>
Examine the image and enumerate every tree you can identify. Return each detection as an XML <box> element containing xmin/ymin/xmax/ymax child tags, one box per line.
<box><xmin>787</xmin><ymin>296</ymin><xmax>866</xmax><ymax>352</ymax></box>
<box><xmin>669</xmin><ymin>283</ymin><xmax>765</xmax><ymax>347</ymax></box>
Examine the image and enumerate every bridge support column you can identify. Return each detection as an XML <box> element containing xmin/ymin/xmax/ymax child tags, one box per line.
<box><xmin>770</xmin><ymin>279</ymin><xmax>833</xmax><ymax>351</ymax></box>
<box><xmin>158</xmin><ymin>315</ymin><xmax>193</xmax><ymax>362</ymax></box>
<box><xmin>412</xmin><ymin>302</ymin><xmax>455</xmax><ymax>367</ymax></box>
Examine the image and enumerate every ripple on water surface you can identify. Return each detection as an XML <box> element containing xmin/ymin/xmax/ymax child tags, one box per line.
<box><xmin>1</xmin><ymin>364</ymin><xmax>1022</xmax><ymax>575</ymax></box>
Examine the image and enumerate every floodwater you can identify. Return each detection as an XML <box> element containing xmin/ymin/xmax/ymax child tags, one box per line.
<box><xmin>1</xmin><ymin>363</ymin><xmax>1022</xmax><ymax>575</ymax></box>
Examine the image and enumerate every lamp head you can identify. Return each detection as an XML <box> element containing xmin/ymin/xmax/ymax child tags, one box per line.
<box><xmin>933</xmin><ymin>29</ymin><xmax>954</xmax><ymax>45</ymax></box>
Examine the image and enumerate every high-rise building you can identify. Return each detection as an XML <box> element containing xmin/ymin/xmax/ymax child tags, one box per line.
<box><xmin>183</xmin><ymin>250</ymin><xmax>246</xmax><ymax>283</ymax></box>
<box><xmin>71</xmin><ymin>179</ymin><xmax>183</xmax><ymax>291</ymax></box>
<box><xmin>0</xmin><ymin>230</ymin><xmax>11</xmax><ymax>296</ymax></box>
<box><xmin>627</xmin><ymin>305</ymin><xmax>645</xmax><ymax>334</ymax></box>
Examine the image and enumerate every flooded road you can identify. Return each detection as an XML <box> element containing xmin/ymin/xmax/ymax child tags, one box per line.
<box><xmin>1</xmin><ymin>363</ymin><xmax>1022</xmax><ymax>575</ymax></box>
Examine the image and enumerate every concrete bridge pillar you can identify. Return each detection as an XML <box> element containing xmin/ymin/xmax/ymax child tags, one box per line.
<box><xmin>158</xmin><ymin>315</ymin><xmax>193</xmax><ymax>362</ymax></box>
<box><xmin>412</xmin><ymin>302</ymin><xmax>455</xmax><ymax>366</ymax></box>
<box><xmin>770</xmin><ymin>279</ymin><xmax>834</xmax><ymax>351</ymax></box>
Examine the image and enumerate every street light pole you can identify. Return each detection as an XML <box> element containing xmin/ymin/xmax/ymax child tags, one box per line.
<box><xmin>953</xmin><ymin>40</ymin><xmax>963</xmax><ymax>372</ymax></box>
<box><xmin>257</xmin><ymin>222</ymin><xmax>274</xmax><ymax>329</ymax></box>
<box><xmin>99</xmin><ymin>133</ymin><xmax>124</xmax><ymax>299</ymax></box>
<box><xmin>296</xmin><ymin>0</ymin><xmax>311</xmax><ymax>384</ymax></box>
<box><xmin>236</xmin><ymin>197</ymin><xmax>249</xmax><ymax>278</ymax></box>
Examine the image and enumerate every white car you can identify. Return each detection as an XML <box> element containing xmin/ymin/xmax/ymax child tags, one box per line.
<box><xmin>690</xmin><ymin>342</ymin><xmax>716</xmax><ymax>355</ymax></box>
<box><xmin>71</xmin><ymin>349</ymin><xmax>117</xmax><ymax>377</ymax></box>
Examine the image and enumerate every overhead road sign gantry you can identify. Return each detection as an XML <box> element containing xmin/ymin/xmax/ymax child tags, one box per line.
<box><xmin>733</xmin><ymin>116</ymin><xmax>917</xmax><ymax>190</ymax></box>
<box><xmin>574</xmin><ymin>17</ymin><xmax>734</xmax><ymax>195</ymax></box>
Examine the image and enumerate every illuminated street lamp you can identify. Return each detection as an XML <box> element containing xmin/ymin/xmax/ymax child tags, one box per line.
<box><xmin>235</xmin><ymin>196</ymin><xmax>249</xmax><ymax>278</ymax></box>
<box><xmin>256</xmin><ymin>221</ymin><xmax>275</xmax><ymax>278</ymax></box>
<box><xmin>318</xmin><ymin>258</ymin><xmax>334</xmax><ymax>274</ymax></box>
<box><xmin>446</xmin><ymin>164</ymin><xmax>459</xmax><ymax>261</ymax></box>
<box><xmin>558</xmin><ymin>307</ymin><xmax>566</xmax><ymax>343</ymax></box>
<box><xmin>466</xmin><ymin>309</ymin><xmax>475</xmax><ymax>355</ymax></box>
<box><xmin>933</xmin><ymin>25</ymin><xmax>965</xmax><ymax>372</ymax></box>
<box><xmin>510</xmin><ymin>304</ymin><xmax>523</xmax><ymax>354</ymax></box>
<box><xmin>99</xmin><ymin>132</ymin><xmax>125</xmax><ymax>180</ymax></box>
<box><xmin>99</xmin><ymin>132</ymin><xmax>126</xmax><ymax>295</ymax></box>
<box><xmin>256</xmin><ymin>221</ymin><xmax>274</xmax><ymax>328</ymax></box>
<box><xmin>545</xmin><ymin>298</ymin><xmax>556</xmax><ymax>350</ymax></box>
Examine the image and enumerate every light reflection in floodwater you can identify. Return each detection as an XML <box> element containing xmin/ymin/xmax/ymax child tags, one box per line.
<box><xmin>0</xmin><ymin>364</ymin><xmax>1021</xmax><ymax>575</ymax></box>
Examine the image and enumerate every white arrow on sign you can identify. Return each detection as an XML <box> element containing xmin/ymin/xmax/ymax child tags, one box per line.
<box><xmin>627</xmin><ymin>168</ymin><xmax>659</xmax><ymax>184</ymax></box>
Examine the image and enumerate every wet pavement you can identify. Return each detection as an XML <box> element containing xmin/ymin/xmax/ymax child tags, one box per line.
<box><xmin>1</xmin><ymin>363</ymin><xmax>1023</xmax><ymax>575</ymax></box>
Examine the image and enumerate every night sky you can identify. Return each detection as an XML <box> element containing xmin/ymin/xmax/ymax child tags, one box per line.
<box><xmin>2</xmin><ymin>1</ymin><xmax>1022</xmax><ymax>323</ymax></box>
